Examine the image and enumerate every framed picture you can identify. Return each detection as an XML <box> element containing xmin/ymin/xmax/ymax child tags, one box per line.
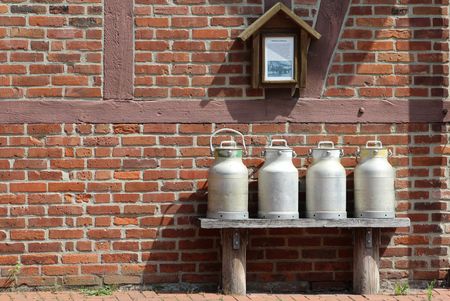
<box><xmin>262</xmin><ymin>34</ymin><xmax>297</xmax><ymax>84</ymax></box>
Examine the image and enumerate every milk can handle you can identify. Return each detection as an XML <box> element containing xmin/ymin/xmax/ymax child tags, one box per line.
<box><xmin>220</xmin><ymin>141</ymin><xmax>237</xmax><ymax>148</ymax></box>
<box><xmin>210</xmin><ymin>128</ymin><xmax>246</xmax><ymax>154</ymax></box>
<box><xmin>318</xmin><ymin>141</ymin><xmax>335</xmax><ymax>149</ymax></box>
<box><xmin>365</xmin><ymin>140</ymin><xmax>383</xmax><ymax>149</ymax></box>
<box><xmin>270</xmin><ymin>139</ymin><xmax>288</xmax><ymax>147</ymax></box>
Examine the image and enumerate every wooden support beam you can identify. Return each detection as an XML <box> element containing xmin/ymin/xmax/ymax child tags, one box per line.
<box><xmin>302</xmin><ymin>0</ymin><xmax>351</xmax><ymax>97</ymax></box>
<box><xmin>353</xmin><ymin>228</ymin><xmax>380</xmax><ymax>294</ymax></box>
<box><xmin>221</xmin><ymin>229</ymin><xmax>248</xmax><ymax>295</ymax></box>
<box><xmin>252</xmin><ymin>33</ymin><xmax>260</xmax><ymax>89</ymax></box>
<box><xmin>299</xmin><ymin>30</ymin><xmax>310</xmax><ymax>88</ymax></box>
<box><xmin>104</xmin><ymin>0</ymin><xmax>134</xmax><ymax>100</ymax></box>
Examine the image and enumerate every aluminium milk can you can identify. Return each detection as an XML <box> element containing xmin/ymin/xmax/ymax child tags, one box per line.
<box><xmin>354</xmin><ymin>141</ymin><xmax>395</xmax><ymax>218</ymax></box>
<box><xmin>258</xmin><ymin>139</ymin><xmax>299</xmax><ymax>219</ymax></box>
<box><xmin>306</xmin><ymin>141</ymin><xmax>347</xmax><ymax>219</ymax></box>
<box><xmin>207</xmin><ymin>128</ymin><xmax>248</xmax><ymax>219</ymax></box>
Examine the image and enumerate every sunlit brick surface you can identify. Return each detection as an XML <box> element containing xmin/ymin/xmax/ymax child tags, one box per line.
<box><xmin>0</xmin><ymin>123</ymin><xmax>448</xmax><ymax>290</ymax></box>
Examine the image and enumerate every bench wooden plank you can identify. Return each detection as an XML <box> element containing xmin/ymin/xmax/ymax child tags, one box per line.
<box><xmin>199</xmin><ymin>218</ymin><xmax>410</xmax><ymax>229</ymax></box>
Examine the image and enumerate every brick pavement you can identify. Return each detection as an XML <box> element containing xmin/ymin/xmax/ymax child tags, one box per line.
<box><xmin>0</xmin><ymin>290</ymin><xmax>449</xmax><ymax>301</ymax></box>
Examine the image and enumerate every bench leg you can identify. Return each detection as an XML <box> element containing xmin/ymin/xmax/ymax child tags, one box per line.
<box><xmin>221</xmin><ymin>229</ymin><xmax>247</xmax><ymax>295</ymax></box>
<box><xmin>353</xmin><ymin>228</ymin><xmax>380</xmax><ymax>294</ymax></box>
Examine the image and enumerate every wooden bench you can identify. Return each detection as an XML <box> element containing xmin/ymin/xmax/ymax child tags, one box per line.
<box><xmin>199</xmin><ymin>218</ymin><xmax>411</xmax><ymax>295</ymax></box>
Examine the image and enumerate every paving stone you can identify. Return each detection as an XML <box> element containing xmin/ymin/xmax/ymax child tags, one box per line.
<box><xmin>112</xmin><ymin>292</ymin><xmax>133</xmax><ymax>301</ymax></box>
<box><xmin>0</xmin><ymin>294</ymin><xmax>12</xmax><ymax>301</ymax></box>
<box><xmin>247</xmin><ymin>294</ymin><xmax>281</xmax><ymax>301</ymax></box>
<box><xmin>1</xmin><ymin>290</ymin><xmax>450</xmax><ymax>301</ymax></box>
<box><xmin>171</xmin><ymin>294</ymin><xmax>192</xmax><ymax>301</ymax></box>
<box><xmin>347</xmin><ymin>295</ymin><xmax>368</xmax><ymax>301</ymax></box>
<box><xmin>287</xmin><ymin>295</ymin><xmax>309</xmax><ymax>301</ymax></box>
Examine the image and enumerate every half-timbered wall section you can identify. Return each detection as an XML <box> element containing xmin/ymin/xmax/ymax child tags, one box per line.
<box><xmin>0</xmin><ymin>0</ymin><xmax>103</xmax><ymax>100</ymax></box>
<box><xmin>0</xmin><ymin>0</ymin><xmax>448</xmax><ymax>292</ymax></box>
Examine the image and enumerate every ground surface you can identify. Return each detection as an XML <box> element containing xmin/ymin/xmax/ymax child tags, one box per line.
<box><xmin>0</xmin><ymin>290</ymin><xmax>449</xmax><ymax>301</ymax></box>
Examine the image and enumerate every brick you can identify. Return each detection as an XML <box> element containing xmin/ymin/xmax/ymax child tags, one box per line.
<box><xmin>0</xmin><ymin>17</ymin><xmax>26</xmax><ymax>26</ymax></box>
<box><xmin>172</xmin><ymin>17</ymin><xmax>208</xmax><ymax>27</ymax></box>
<box><xmin>87</xmin><ymin>229</ymin><xmax>121</xmax><ymax>239</ymax></box>
<box><xmin>27</xmin><ymin>88</ymin><xmax>63</xmax><ymax>98</ymax></box>
<box><xmin>69</xmin><ymin>17</ymin><xmax>102</xmax><ymax>28</ymax></box>
<box><xmin>81</xmin><ymin>264</ymin><xmax>118</xmax><ymax>275</ymax></box>
<box><xmin>356</xmin><ymin>17</ymin><xmax>394</xmax><ymax>27</ymax></box>
<box><xmin>65</xmin><ymin>88</ymin><xmax>101</xmax><ymax>98</ymax></box>
<box><xmin>135</xmin><ymin>41</ymin><xmax>169</xmax><ymax>51</ymax></box>
<box><xmin>63</xmin><ymin>275</ymin><xmax>100</xmax><ymax>286</ymax></box>
<box><xmin>29</xmin><ymin>243</ymin><xmax>62</xmax><ymax>253</ymax></box>
<box><xmin>357</xmin><ymin>41</ymin><xmax>394</xmax><ymax>51</ymax></box>
<box><xmin>12</xmin><ymin>76</ymin><xmax>49</xmax><ymax>86</ymax></box>
<box><xmin>48</xmin><ymin>206</ymin><xmax>83</xmax><ymax>216</ymax></box>
<box><xmin>192</xmin><ymin>29</ymin><xmax>228</xmax><ymax>39</ymax></box>
<box><xmin>22</xmin><ymin>255</ymin><xmax>58</xmax><ymax>265</ymax></box>
<box><xmin>49</xmin><ymin>230</ymin><xmax>83</xmax><ymax>239</ymax></box>
<box><xmin>29</xmin><ymin>16</ymin><xmax>66</xmax><ymax>27</ymax></box>
<box><xmin>394</xmin><ymin>235</ymin><xmax>429</xmax><ymax>245</ymax></box>
<box><xmin>357</xmin><ymin>64</ymin><xmax>392</xmax><ymax>75</ymax></box>
<box><xmin>324</xmin><ymin>88</ymin><xmax>355</xmax><ymax>97</ymax></box>
<box><xmin>48</xmin><ymin>182</ymin><xmax>84</xmax><ymax>192</ymax></box>
<box><xmin>43</xmin><ymin>265</ymin><xmax>78</xmax><ymax>276</ymax></box>
<box><xmin>210</xmin><ymin>17</ymin><xmax>244</xmax><ymax>27</ymax></box>
<box><xmin>192</xmin><ymin>6</ymin><xmax>225</xmax><ymax>15</ymax></box>
<box><xmin>102</xmin><ymin>253</ymin><xmax>138</xmax><ymax>263</ymax></box>
<box><xmin>135</xmin><ymin>17</ymin><xmax>169</xmax><ymax>27</ymax></box>
<box><xmin>52</xmin><ymin>75</ymin><xmax>88</xmax><ymax>86</ymax></box>
<box><xmin>10</xmin><ymin>183</ymin><xmax>46</xmax><ymax>193</ymax></box>
<box><xmin>172</xmin><ymin>41</ymin><xmax>205</xmax><ymax>51</ymax></box>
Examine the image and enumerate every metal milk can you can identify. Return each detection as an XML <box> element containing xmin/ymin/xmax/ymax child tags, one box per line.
<box><xmin>306</xmin><ymin>141</ymin><xmax>347</xmax><ymax>219</ymax></box>
<box><xmin>258</xmin><ymin>139</ymin><xmax>299</xmax><ymax>219</ymax></box>
<box><xmin>207</xmin><ymin>128</ymin><xmax>248</xmax><ymax>219</ymax></box>
<box><xmin>354</xmin><ymin>141</ymin><xmax>395</xmax><ymax>218</ymax></box>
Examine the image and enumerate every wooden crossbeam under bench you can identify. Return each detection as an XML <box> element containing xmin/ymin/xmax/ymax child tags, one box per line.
<box><xmin>198</xmin><ymin>218</ymin><xmax>411</xmax><ymax>295</ymax></box>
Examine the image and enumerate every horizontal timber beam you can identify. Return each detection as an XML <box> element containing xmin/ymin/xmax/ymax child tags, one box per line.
<box><xmin>0</xmin><ymin>99</ymin><xmax>447</xmax><ymax>124</ymax></box>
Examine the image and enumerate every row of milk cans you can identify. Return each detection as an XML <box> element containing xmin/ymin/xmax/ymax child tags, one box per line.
<box><xmin>206</xmin><ymin>128</ymin><xmax>395</xmax><ymax>220</ymax></box>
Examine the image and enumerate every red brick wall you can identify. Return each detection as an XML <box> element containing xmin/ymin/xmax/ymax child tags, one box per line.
<box><xmin>0</xmin><ymin>0</ymin><xmax>103</xmax><ymax>100</ymax></box>
<box><xmin>324</xmin><ymin>0</ymin><xmax>449</xmax><ymax>99</ymax></box>
<box><xmin>0</xmin><ymin>123</ymin><xmax>448</xmax><ymax>290</ymax></box>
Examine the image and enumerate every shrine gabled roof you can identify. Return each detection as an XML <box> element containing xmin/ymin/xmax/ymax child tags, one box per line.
<box><xmin>238</xmin><ymin>2</ymin><xmax>322</xmax><ymax>41</ymax></box>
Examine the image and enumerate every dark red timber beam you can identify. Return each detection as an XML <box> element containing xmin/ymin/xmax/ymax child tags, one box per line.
<box><xmin>104</xmin><ymin>0</ymin><xmax>134</xmax><ymax>100</ymax></box>
<box><xmin>0</xmin><ymin>99</ymin><xmax>447</xmax><ymax>124</ymax></box>
<box><xmin>302</xmin><ymin>0</ymin><xmax>351</xmax><ymax>98</ymax></box>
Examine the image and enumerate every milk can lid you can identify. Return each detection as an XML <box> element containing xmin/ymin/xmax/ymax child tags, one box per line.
<box><xmin>264</xmin><ymin>139</ymin><xmax>292</xmax><ymax>151</ymax></box>
<box><xmin>359</xmin><ymin>141</ymin><xmax>390</xmax><ymax>158</ymax></box>
<box><xmin>312</xmin><ymin>141</ymin><xmax>338</xmax><ymax>150</ymax></box>
<box><xmin>309</xmin><ymin>141</ymin><xmax>344</xmax><ymax>158</ymax></box>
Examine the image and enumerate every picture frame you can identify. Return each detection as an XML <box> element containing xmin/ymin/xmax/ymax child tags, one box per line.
<box><xmin>261</xmin><ymin>34</ymin><xmax>298</xmax><ymax>85</ymax></box>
